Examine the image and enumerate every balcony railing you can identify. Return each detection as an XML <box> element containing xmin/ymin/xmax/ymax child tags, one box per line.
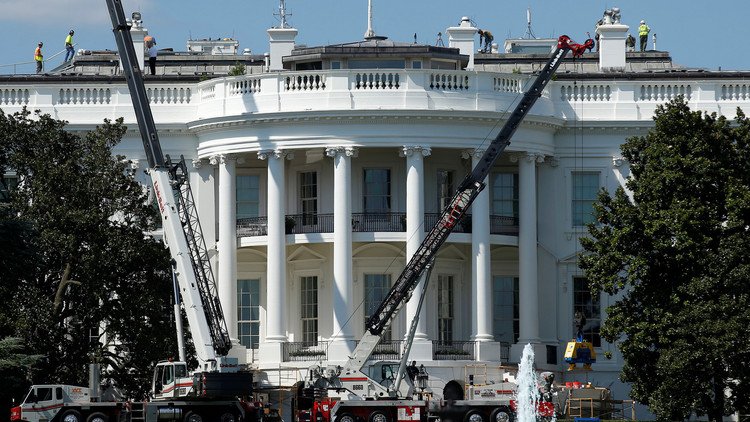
<box><xmin>280</xmin><ymin>339</ymin><xmax>404</xmax><ymax>362</ymax></box>
<box><xmin>282</xmin><ymin>341</ymin><xmax>328</xmax><ymax>362</ymax></box>
<box><xmin>351</xmin><ymin>212</ymin><xmax>406</xmax><ymax>232</ymax></box>
<box><xmin>237</xmin><ymin>216</ymin><xmax>268</xmax><ymax>236</ymax></box>
<box><xmin>371</xmin><ymin>340</ymin><xmax>404</xmax><ymax>360</ymax></box>
<box><xmin>433</xmin><ymin>340</ymin><xmax>476</xmax><ymax>360</ymax></box>
<box><xmin>285</xmin><ymin>213</ymin><xmax>334</xmax><ymax>234</ymax></box>
<box><xmin>2</xmin><ymin>71</ymin><xmax>749</xmax><ymax>124</ymax></box>
<box><xmin>237</xmin><ymin>213</ymin><xmax>519</xmax><ymax>237</ymax></box>
<box><xmin>491</xmin><ymin>215</ymin><xmax>519</xmax><ymax>235</ymax></box>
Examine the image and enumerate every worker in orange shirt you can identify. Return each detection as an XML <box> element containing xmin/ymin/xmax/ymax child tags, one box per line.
<box><xmin>34</xmin><ymin>42</ymin><xmax>44</xmax><ymax>74</ymax></box>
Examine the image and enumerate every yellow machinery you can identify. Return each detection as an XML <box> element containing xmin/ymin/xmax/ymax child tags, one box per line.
<box><xmin>564</xmin><ymin>311</ymin><xmax>596</xmax><ymax>370</ymax></box>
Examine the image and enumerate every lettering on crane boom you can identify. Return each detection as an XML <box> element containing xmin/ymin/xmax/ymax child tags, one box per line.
<box><xmin>352</xmin><ymin>384</ymin><xmax>364</xmax><ymax>391</ymax></box>
<box><xmin>549</xmin><ymin>48</ymin><xmax>565</xmax><ymax>68</ymax></box>
<box><xmin>154</xmin><ymin>180</ymin><xmax>166</xmax><ymax>213</ymax></box>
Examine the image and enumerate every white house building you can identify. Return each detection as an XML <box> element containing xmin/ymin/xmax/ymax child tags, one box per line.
<box><xmin>2</xmin><ymin>9</ymin><xmax>749</xmax><ymax>415</ymax></box>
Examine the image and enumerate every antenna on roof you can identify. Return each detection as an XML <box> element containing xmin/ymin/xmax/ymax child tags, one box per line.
<box><xmin>523</xmin><ymin>7</ymin><xmax>537</xmax><ymax>39</ymax></box>
<box><xmin>275</xmin><ymin>0</ymin><xmax>292</xmax><ymax>29</ymax></box>
<box><xmin>364</xmin><ymin>0</ymin><xmax>375</xmax><ymax>39</ymax></box>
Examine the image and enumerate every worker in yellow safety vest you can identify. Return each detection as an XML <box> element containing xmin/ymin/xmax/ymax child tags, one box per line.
<box><xmin>64</xmin><ymin>30</ymin><xmax>75</xmax><ymax>62</ymax></box>
<box><xmin>638</xmin><ymin>20</ymin><xmax>650</xmax><ymax>52</ymax></box>
<box><xmin>34</xmin><ymin>42</ymin><xmax>43</xmax><ymax>74</ymax></box>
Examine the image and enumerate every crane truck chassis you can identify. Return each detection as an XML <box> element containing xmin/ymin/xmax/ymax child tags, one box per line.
<box><xmin>11</xmin><ymin>363</ymin><xmax>260</xmax><ymax>422</ymax></box>
<box><xmin>10</xmin><ymin>384</ymin><xmax>251</xmax><ymax>422</ymax></box>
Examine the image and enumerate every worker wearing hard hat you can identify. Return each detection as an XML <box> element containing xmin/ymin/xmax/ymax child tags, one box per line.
<box><xmin>34</xmin><ymin>42</ymin><xmax>43</xmax><ymax>74</ymax></box>
<box><xmin>638</xmin><ymin>20</ymin><xmax>650</xmax><ymax>52</ymax></box>
<box><xmin>477</xmin><ymin>29</ymin><xmax>494</xmax><ymax>53</ymax></box>
<box><xmin>64</xmin><ymin>30</ymin><xmax>75</xmax><ymax>62</ymax></box>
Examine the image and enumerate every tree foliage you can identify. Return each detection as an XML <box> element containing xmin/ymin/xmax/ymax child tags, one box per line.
<box><xmin>0</xmin><ymin>109</ymin><xmax>178</xmax><ymax>406</ymax></box>
<box><xmin>580</xmin><ymin>98</ymin><xmax>750</xmax><ymax>420</ymax></box>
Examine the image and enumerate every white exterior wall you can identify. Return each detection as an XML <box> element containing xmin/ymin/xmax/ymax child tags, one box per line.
<box><xmin>2</xmin><ymin>70</ymin><xmax>749</xmax><ymax>404</ymax></box>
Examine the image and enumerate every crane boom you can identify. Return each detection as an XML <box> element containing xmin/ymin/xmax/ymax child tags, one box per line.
<box><xmin>347</xmin><ymin>35</ymin><xmax>593</xmax><ymax>373</ymax></box>
<box><xmin>105</xmin><ymin>0</ymin><xmax>231</xmax><ymax>367</ymax></box>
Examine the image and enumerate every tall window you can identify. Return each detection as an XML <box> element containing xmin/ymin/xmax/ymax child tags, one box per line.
<box><xmin>572</xmin><ymin>172</ymin><xmax>600</xmax><ymax>226</ymax></box>
<box><xmin>364</xmin><ymin>274</ymin><xmax>392</xmax><ymax>340</ymax></box>
<box><xmin>300</xmin><ymin>276</ymin><xmax>318</xmax><ymax>345</ymax></box>
<box><xmin>573</xmin><ymin>277</ymin><xmax>601</xmax><ymax>347</ymax></box>
<box><xmin>363</xmin><ymin>169</ymin><xmax>391</xmax><ymax>214</ymax></box>
<box><xmin>436</xmin><ymin>170</ymin><xmax>455</xmax><ymax>210</ymax></box>
<box><xmin>236</xmin><ymin>175</ymin><xmax>260</xmax><ymax>220</ymax></box>
<box><xmin>491</xmin><ymin>173</ymin><xmax>519</xmax><ymax>218</ymax></box>
<box><xmin>437</xmin><ymin>275</ymin><xmax>455</xmax><ymax>343</ymax></box>
<box><xmin>299</xmin><ymin>172</ymin><xmax>318</xmax><ymax>226</ymax></box>
<box><xmin>493</xmin><ymin>276</ymin><xmax>519</xmax><ymax>344</ymax></box>
<box><xmin>0</xmin><ymin>175</ymin><xmax>18</xmax><ymax>203</ymax></box>
<box><xmin>237</xmin><ymin>279</ymin><xmax>260</xmax><ymax>349</ymax></box>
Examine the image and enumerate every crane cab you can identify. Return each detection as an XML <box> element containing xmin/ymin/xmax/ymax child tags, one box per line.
<box><xmin>153</xmin><ymin>361</ymin><xmax>192</xmax><ymax>399</ymax></box>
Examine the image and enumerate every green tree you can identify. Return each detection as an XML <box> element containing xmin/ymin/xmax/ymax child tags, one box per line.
<box><xmin>0</xmin><ymin>109</ymin><xmax>178</xmax><ymax>403</ymax></box>
<box><xmin>0</xmin><ymin>337</ymin><xmax>43</xmax><ymax>412</ymax></box>
<box><xmin>228</xmin><ymin>62</ymin><xmax>246</xmax><ymax>76</ymax></box>
<box><xmin>580</xmin><ymin>98</ymin><xmax>750</xmax><ymax>421</ymax></box>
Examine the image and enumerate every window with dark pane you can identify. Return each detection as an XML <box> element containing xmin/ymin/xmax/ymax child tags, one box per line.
<box><xmin>300</xmin><ymin>276</ymin><xmax>318</xmax><ymax>345</ymax></box>
<box><xmin>237</xmin><ymin>279</ymin><xmax>260</xmax><ymax>348</ymax></box>
<box><xmin>573</xmin><ymin>277</ymin><xmax>601</xmax><ymax>347</ymax></box>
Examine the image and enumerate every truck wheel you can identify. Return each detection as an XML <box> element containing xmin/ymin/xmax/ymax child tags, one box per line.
<box><xmin>60</xmin><ymin>409</ymin><xmax>83</xmax><ymax>422</ymax></box>
<box><xmin>86</xmin><ymin>412</ymin><xmax>109</xmax><ymax>422</ymax></box>
<box><xmin>219</xmin><ymin>411</ymin><xmax>237</xmax><ymax>422</ymax></box>
<box><xmin>337</xmin><ymin>413</ymin><xmax>356</xmax><ymax>422</ymax></box>
<box><xmin>490</xmin><ymin>408</ymin><xmax>512</xmax><ymax>422</ymax></box>
<box><xmin>368</xmin><ymin>411</ymin><xmax>389</xmax><ymax>422</ymax></box>
<box><xmin>184</xmin><ymin>411</ymin><xmax>204</xmax><ymax>422</ymax></box>
<box><xmin>61</xmin><ymin>410</ymin><xmax>83</xmax><ymax>422</ymax></box>
<box><xmin>463</xmin><ymin>411</ymin><xmax>486</xmax><ymax>422</ymax></box>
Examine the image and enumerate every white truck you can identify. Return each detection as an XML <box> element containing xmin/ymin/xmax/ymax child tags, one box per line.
<box><xmin>11</xmin><ymin>373</ymin><xmax>253</xmax><ymax>422</ymax></box>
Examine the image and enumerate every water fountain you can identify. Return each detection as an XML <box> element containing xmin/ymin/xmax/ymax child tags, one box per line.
<box><xmin>514</xmin><ymin>344</ymin><xmax>541</xmax><ymax>422</ymax></box>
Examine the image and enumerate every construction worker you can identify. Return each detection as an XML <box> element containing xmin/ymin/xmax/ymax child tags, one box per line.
<box><xmin>64</xmin><ymin>30</ymin><xmax>75</xmax><ymax>62</ymax></box>
<box><xmin>146</xmin><ymin>37</ymin><xmax>157</xmax><ymax>76</ymax></box>
<box><xmin>478</xmin><ymin>29</ymin><xmax>494</xmax><ymax>53</ymax></box>
<box><xmin>626</xmin><ymin>34</ymin><xmax>636</xmax><ymax>52</ymax></box>
<box><xmin>34</xmin><ymin>42</ymin><xmax>43</xmax><ymax>74</ymax></box>
<box><xmin>638</xmin><ymin>20</ymin><xmax>650</xmax><ymax>52</ymax></box>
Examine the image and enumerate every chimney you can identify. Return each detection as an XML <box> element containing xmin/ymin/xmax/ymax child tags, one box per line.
<box><xmin>446</xmin><ymin>17</ymin><xmax>477</xmax><ymax>70</ymax></box>
<box><xmin>596</xmin><ymin>17</ymin><xmax>628</xmax><ymax>71</ymax></box>
<box><xmin>129</xmin><ymin>12</ymin><xmax>148</xmax><ymax>72</ymax></box>
<box><xmin>267</xmin><ymin>27</ymin><xmax>297</xmax><ymax>71</ymax></box>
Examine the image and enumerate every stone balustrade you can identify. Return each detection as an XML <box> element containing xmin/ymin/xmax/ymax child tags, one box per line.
<box><xmin>1</xmin><ymin>71</ymin><xmax>749</xmax><ymax>123</ymax></box>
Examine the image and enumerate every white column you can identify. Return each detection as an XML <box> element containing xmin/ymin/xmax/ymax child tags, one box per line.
<box><xmin>469</xmin><ymin>150</ymin><xmax>493</xmax><ymax>341</ymax></box>
<box><xmin>515</xmin><ymin>152</ymin><xmax>543</xmax><ymax>343</ymax></box>
<box><xmin>258</xmin><ymin>150</ymin><xmax>291</xmax><ymax>342</ymax></box>
<box><xmin>326</xmin><ymin>147</ymin><xmax>357</xmax><ymax>341</ymax></box>
<box><xmin>211</xmin><ymin>154</ymin><xmax>238</xmax><ymax>340</ymax></box>
<box><xmin>402</xmin><ymin>146</ymin><xmax>431</xmax><ymax>341</ymax></box>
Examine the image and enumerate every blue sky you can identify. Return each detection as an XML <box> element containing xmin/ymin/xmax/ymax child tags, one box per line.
<box><xmin>1</xmin><ymin>0</ymin><xmax>748</xmax><ymax>74</ymax></box>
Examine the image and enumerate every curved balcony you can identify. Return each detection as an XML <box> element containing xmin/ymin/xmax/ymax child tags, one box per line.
<box><xmin>236</xmin><ymin>213</ymin><xmax>518</xmax><ymax>238</ymax></box>
<box><xmin>2</xmin><ymin>71</ymin><xmax>749</xmax><ymax>127</ymax></box>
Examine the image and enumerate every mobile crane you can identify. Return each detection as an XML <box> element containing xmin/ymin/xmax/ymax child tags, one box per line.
<box><xmin>11</xmin><ymin>1</ymin><xmax>255</xmax><ymax>422</ymax></box>
<box><xmin>299</xmin><ymin>35</ymin><xmax>594</xmax><ymax>422</ymax></box>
